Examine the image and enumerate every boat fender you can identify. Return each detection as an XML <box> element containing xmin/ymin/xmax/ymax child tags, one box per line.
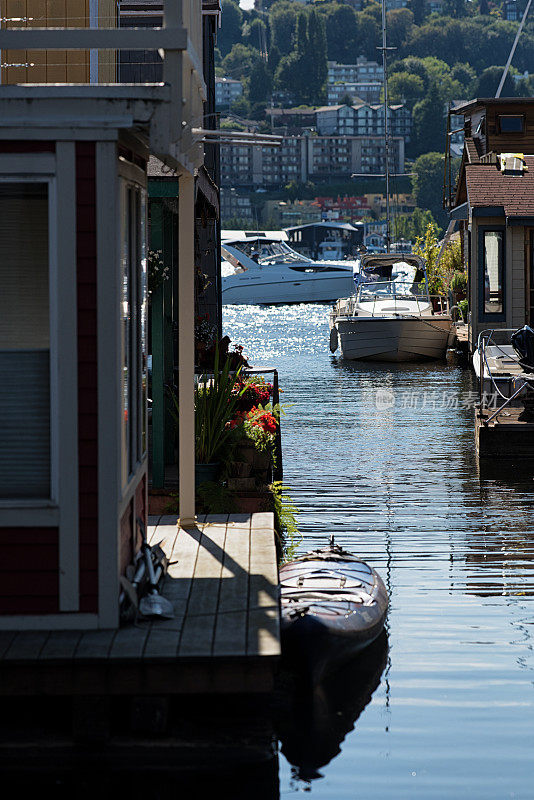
<box><xmin>329</xmin><ymin>326</ymin><xmax>339</xmax><ymax>353</ymax></box>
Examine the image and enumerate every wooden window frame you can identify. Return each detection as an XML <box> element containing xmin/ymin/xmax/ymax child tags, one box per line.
<box><xmin>497</xmin><ymin>114</ymin><xmax>526</xmax><ymax>135</ymax></box>
<box><xmin>0</xmin><ymin>146</ymin><xmax>79</xmax><ymax>614</ymax></box>
<box><xmin>478</xmin><ymin>225</ymin><xmax>506</xmax><ymax>323</ymax></box>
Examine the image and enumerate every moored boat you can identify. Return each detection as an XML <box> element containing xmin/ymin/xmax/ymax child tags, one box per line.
<box><xmin>280</xmin><ymin>537</ymin><xmax>388</xmax><ymax>682</ymax></box>
<box><xmin>329</xmin><ymin>254</ymin><xmax>454</xmax><ymax>362</ymax></box>
<box><xmin>221</xmin><ymin>231</ymin><xmax>357</xmax><ymax>305</ymax></box>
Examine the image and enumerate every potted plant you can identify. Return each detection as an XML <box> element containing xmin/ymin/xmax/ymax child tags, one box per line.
<box><xmin>194</xmin><ymin>349</ymin><xmax>246</xmax><ymax>485</ymax></box>
<box><xmin>451</xmin><ymin>270</ymin><xmax>467</xmax><ymax>301</ymax></box>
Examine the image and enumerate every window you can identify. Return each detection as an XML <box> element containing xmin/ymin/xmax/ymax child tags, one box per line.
<box><xmin>0</xmin><ymin>182</ymin><xmax>50</xmax><ymax>498</ymax></box>
<box><xmin>121</xmin><ymin>183</ymin><xmax>147</xmax><ymax>486</ymax></box>
<box><xmin>498</xmin><ymin>115</ymin><xmax>525</xmax><ymax>134</ymax></box>
<box><xmin>480</xmin><ymin>228</ymin><xmax>505</xmax><ymax>318</ymax></box>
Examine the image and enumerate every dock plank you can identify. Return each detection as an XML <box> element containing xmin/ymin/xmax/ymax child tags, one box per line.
<box><xmin>218</xmin><ymin>525</ymin><xmax>251</xmax><ymax>614</ymax></box>
<box><xmin>109</xmin><ymin>626</ymin><xmax>149</xmax><ymax>660</ymax></box>
<box><xmin>178</xmin><ymin>523</ymin><xmax>228</xmax><ymax>656</ymax></box>
<box><xmin>143</xmin><ymin>622</ymin><xmax>184</xmax><ymax>659</ymax></box>
<box><xmin>247</xmin><ymin>607</ymin><xmax>280</xmax><ymax>657</ymax></box>
<box><xmin>40</xmin><ymin>631</ymin><xmax>82</xmax><ymax>660</ymax></box>
<box><xmin>4</xmin><ymin>631</ymin><xmax>49</xmax><ymax>661</ymax></box>
<box><xmin>74</xmin><ymin>629</ymin><xmax>116</xmax><ymax>660</ymax></box>
<box><xmin>213</xmin><ymin>611</ymin><xmax>248</xmax><ymax>657</ymax></box>
<box><xmin>163</xmin><ymin>526</ymin><xmax>201</xmax><ymax>606</ymax></box>
<box><xmin>0</xmin><ymin>631</ymin><xmax>16</xmax><ymax>658</ymax></box>
<box><xmin>213</xmin><ymin>522</ymin><xmax>251</xmax><ymax>656</ymax></box>
<box><xmin>184</xmin><ymin>525</ymin><xmax>228</xmax><ymax>617</ymax></box>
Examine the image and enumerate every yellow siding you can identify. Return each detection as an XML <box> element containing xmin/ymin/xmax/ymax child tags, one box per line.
<box><xmin>1</xmin><ymin>0</ymin><xmax>116</xmax><ymax>85</ymax></box>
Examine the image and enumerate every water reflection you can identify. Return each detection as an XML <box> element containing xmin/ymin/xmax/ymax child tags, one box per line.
<box><xmin>225</xmin><ymin>304</ymin><xmax>534</xmax><ymax>799</ymax></box>
<box><xmin>275</xmin><ymin>632</ymin><xmax>388</xmax><ymax>788</ymax></box>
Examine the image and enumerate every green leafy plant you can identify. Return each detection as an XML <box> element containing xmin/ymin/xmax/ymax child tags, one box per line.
<box><xmin>169</xmin><ymin>348</ymin><xmax>247</xmax><ymax>466</ymax></box>
<box><xmin>196</xmin><ymin>481</ymin><xmax>238</xmax><ymax>515</ymax></box>
<box><xmin>457</xmin><ymin>298</ymin><xmax>468</xmax><ymax>322</ymax></box>
<box><xmin>195</xmin><ymin>350</ymin><xmax>246</xmax><ymax>464</ymax></box>
<box><xmin>413</xmin><ymin>222</ymin><xmax>443</xmax><ymax>295</ymax></box>
<box><xmin>272</xmin><ymin>480</ymin><xmax>301</xmax><ymax>560</ymax></box>
<box><xmin>451</xmin><ymin>270</ymin><xmax>467</xmax><ymax>294</ymax></box>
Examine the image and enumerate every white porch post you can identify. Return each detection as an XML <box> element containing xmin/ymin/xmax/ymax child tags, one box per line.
<box><xmin>178</xmin><ymin>170</ymin><xmax>196</xmax><ymax>527</ymax></box>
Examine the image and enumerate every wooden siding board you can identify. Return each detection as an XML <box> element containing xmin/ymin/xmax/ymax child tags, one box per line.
<box><xmin>0</xmin><ymin>527</ymin><xmax>60</xmax><ymax>615</ymax></box>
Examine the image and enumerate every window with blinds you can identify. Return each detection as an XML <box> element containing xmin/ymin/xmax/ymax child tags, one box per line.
<box><xmin>0</xmin><ymin>182</ymin><xmax>50</xmax><ymax>498</ymax></box>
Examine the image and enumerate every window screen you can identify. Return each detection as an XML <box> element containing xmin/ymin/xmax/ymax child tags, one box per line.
<box><xmin>498</xmin><ymin>115</ymin><xmax>524</xmax><ymax>133</ymax></box>
<box><xmin>0</xmin><ymin>183</ymin><xmax>50</xmax><ymax>498</ymax></box>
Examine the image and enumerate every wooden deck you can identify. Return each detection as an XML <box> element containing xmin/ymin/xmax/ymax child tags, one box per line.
<box><xmin>0</xmin><ymin>513</ymin><xmax>280</xmax><ymax>696</ymax></box>
<box><xmin>476</xmin><ymin>410</ymin><xmax>534</xmax><ymax>458</ymax></box>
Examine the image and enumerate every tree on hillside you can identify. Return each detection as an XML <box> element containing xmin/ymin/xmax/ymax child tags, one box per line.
<box><xmin>244</xmin><ymin>18</ymin><xmax>270</xmax><ymax>54</ymax></box>
<box><xmin>450</xmin><ymin>63</ymin><xmax>476</xmax><ymax>94</ymax></box>
<box><xmin>218</xmin><ymin>0</ymin><xmax>243</xmax><ymax>58</ymax></box>
<box><xmin>479</xmin><ymin>0</ymin><xmax>489</xmax><ymax>14</ymax></box>
<box><xmin>386</xmin><ymin>8</ymin><xmax>414</xmax><ymax>50</ymax></box>
<box><xmin>472</xmin><ymin>65</ymin><xmax>516</xmax><ymax>97</ymax></box>
<box><xmin>269</xmin><ymin>2</ymin><xmax>298</xmax><ymax>56</ymax></box>
<box><xmin>248</xmin><ymin>60</ymin><xmax>273</xmax><ymax>105</ymax></box>
<box><xmin>307</xmin><ymin>9</ymin><xmax>327</xmax><ymax>103</ymax></box>
<box><xmin>222</xmin><ymin>44</ymin><xmax>261</xmax><ymax>82</ymax></box>
<box><xmin>412</xmin><ymin>82</ymin><xmax>447</xmax><ymax>157</ymax></box>
<box><xmin>407</xmin><ymin>0</ymin><xmax>426</xmax><ymax>25</ymax></box>
<box><xmin>323</xmin><ymin>4</ymin><xmax>359</xmax><ymax>63</ymax></box>
<box><xmin>443</xmin><ymin>0</ymin><xmax>467</xmax><ymax>17</ymax></box>
<box><xmin>275</xmin><ymin>11</ymin><xmax>326</xmax><ymax>105</ymax></box>
<box><xmin>412</xmin><ymin>152</ymin><xmax>448</xmax><ymax>228</ymax></box>
<box><xmin>390</xmin><ymin>56</ymin><xmax>431</xmax><ymax>93</ymax></box>
<box><xmin>388</xmin><ymin>72</ymin><xmax>425</xmax><ymax>109</ymax></box>
<box><xmin>355</xmin><ymin>11</ymin><xmax>381</xmax><ymax>60</ymax></box>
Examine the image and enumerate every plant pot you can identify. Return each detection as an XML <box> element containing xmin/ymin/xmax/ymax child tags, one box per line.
<box><xmin>253</xmin><ymin>450</ymin><xmax>272</xmax><ymax>470</ymax></box>
<box><xmin>195</xmin><ymin>462</ymin><xmax>220</xmax><ymax>487</ymax></box>
<box><xmin>227</xmin><ymin>461</ymin><xmax>252</xmax><ymax>478</ymax></box>
<box><xmin>235</xmin><ymin>445</ymin><xmax>256</xmax><ymax>465</ymax></box>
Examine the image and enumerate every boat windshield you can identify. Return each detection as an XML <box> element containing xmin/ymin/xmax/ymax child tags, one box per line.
<box><xmin>357</xmin><ymin>280</ymin><xmax>429</xmax><ymax>302</ymax></box>
<box><xmin>230</xmin><ymin>239</ymin><xmax>313</xmax><ymax>266</ymax></box>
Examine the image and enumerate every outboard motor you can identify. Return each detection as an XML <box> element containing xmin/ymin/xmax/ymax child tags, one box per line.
<box><xmin>511</xmin><ymin>325</ymin><xmax>534</xmax><ymax>373</ymax></box>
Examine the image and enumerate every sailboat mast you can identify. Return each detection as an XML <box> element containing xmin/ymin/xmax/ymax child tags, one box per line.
<box><xmin>380</xmin><ymin>0</ymin><xmax>391</xmax><ymax>252</ymax></box>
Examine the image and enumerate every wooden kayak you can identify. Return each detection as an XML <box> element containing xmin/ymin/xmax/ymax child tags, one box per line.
<box><xmin>280</xmin><ymin>537</ymin><xmax>388</xmax><ymax>681</ymax></box>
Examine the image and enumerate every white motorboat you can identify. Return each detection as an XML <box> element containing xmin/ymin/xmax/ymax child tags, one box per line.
<box><xmin>221</xmin><ymin>232</ymin><xmax>356</xmax><ymax>305</ymax></box>
<box><xmin>329</xmin><ymin>254</ymin><xmax>454</xmax><ymax>362</ymax></box>
<box><xmin>473</xmin><ymin>328</ymin><xmax>529</xmax><ymax>402</ymax></box>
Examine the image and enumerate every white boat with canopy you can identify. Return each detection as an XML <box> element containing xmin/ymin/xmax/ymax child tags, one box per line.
<box><xmin>221</xmin><ymin>231</ymin><xmax>356</xmax><ymax>305</ymax></box>
<box><xmin>329</xmin><ymin>254</ymin><xmax>454</xmax><ymax>362</ymax></box>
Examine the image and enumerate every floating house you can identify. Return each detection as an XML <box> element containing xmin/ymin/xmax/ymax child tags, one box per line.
<box><xmin>447</xmin><ymin>98</ymin><xmax>534</xmax><ymax>351</ymax></box>
<box><xmin>0</xmin><ymin>1</ymin><xmax>206</xmax><ymax>628</ymax></box>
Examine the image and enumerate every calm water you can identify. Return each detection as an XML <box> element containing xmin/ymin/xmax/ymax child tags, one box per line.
<box><xmin>223</xmin><ymin>303</ymin><xmax>534</xmax><ymax>800</ymax></box>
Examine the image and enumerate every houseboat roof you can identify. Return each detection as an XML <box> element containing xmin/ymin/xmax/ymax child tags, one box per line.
<box><xmin>453</xmin><ymin>97</ymin><xmax>534</xmax><ymax>114</ymax></box>
<box><xmin>465</xmin><ymin>154</ymin><xmax>534</xmax><ymax>219</ymax></box>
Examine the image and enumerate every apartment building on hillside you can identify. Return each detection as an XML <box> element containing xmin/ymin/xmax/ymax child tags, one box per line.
<box><xmin>215</xmin><ymin>77</ymin><xmax>243</xmax><ymax>108</ymax></box>
<box><xmin>327</xmin><ymin>81</ymin><xmax>381</xmax><ymax>105</ymax></box>
<box><xmin>327</xmin><ymin>58</ymin><xmax>383</xmax><ymax>85</ymax></box>
<box><xmin>268</xmin><ymin>103</ymin><xmax>411</xmax><ymax>141</ymax></box>
<box><xmin>220</xmin><ymin>133</ymin><xmax>404</xmax><ymax>188</ymax></box>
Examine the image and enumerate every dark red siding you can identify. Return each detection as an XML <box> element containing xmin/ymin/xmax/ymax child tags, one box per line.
<box><xmin>77</xmin><ymin>142</ymin><xmax>99</xmax><ymax>614</ymax></box>
<box><xmin>0</xmin><ymin>528</ymin><xmax>59</xmax><ymax>614</ymax></box>
<box><xmin>120</xmin><ymin>501</ymin><xmax>133</xmax><ymax>576</ymax></box>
